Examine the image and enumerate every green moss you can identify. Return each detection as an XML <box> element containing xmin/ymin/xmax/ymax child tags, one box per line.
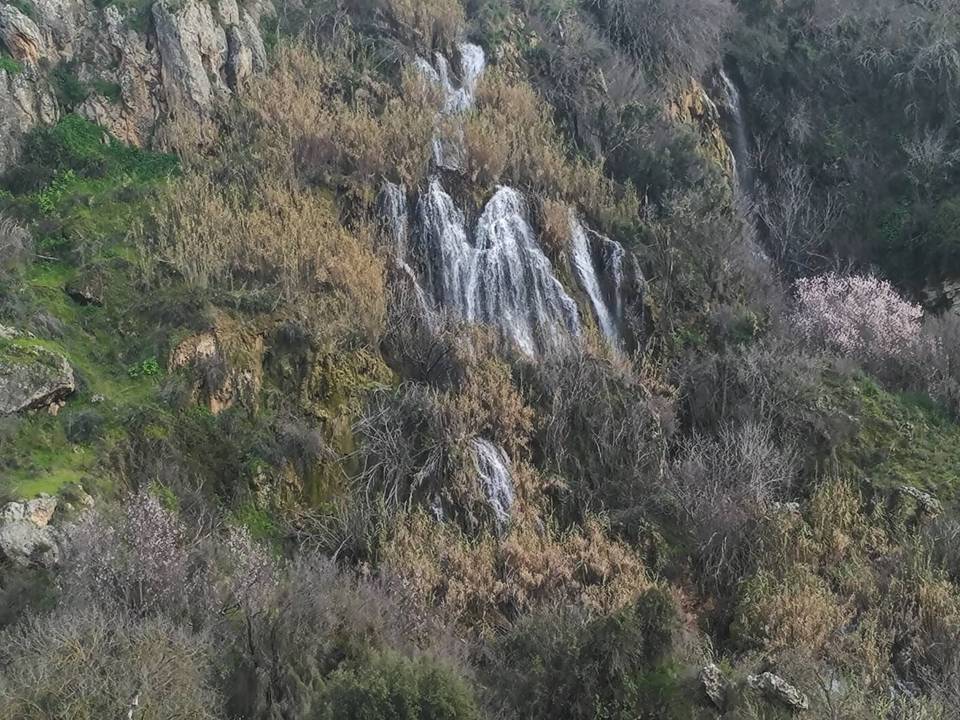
<box><xmin>831</xmin><ymin>375</ymin><xmax>960</xmax><ymax>504</ymax></box>
<box><xmin>20</xmin><ymin>114</ymin><xmax>177</xmax><ymax>186</ymax></box>
<box><xmin>0</xmin><ymin>55</ymin><xmax>23</xmax><ymax>75</ymax></box>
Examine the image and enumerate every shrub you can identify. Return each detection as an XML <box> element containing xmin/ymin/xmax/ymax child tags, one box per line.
<box><xmin>0</xmin><ymin>605</ymin><xmax>221</xmax><ymax>720</ymax></box>
<box><xmin>237</xmin><ymin>42</ymin><xmax>439</xmax><ymax>194</ymax></box>
<box><xmin>222</xmin><ymin>553</ymin><xmax>471</xmax><ymax>718</ymax></box>
<box><xmin>520</xmin><ymin>350</ymin><xmax>667</xmax><ymax>519</ymax></box>
<box><xmin>464</xmin><ymin>70</ymin><xmax>640</xmax><ymax>235</ymax></box>
<box><xmin>789</xmin><ymin>273</ymin><xmax>925</xmax><ymax>378</ymax></box>
<box><xmin>349</xmin><ymin>0</ymin><xmax>465</xmax><ymax>50</ymax></box>
<box><xmin>592</xmin><ymin>0</ymin><xmax>733</xmax><ymax>83</ymax></box>
<box><xmin>668</xmin><ymin>421</ymin><xmax>797</xmax><ymax>593</ymax></box>
<box><xmin>319</xmin><ymin>649</ymin><xmax>480</xmax><ymax>720</ymax></box>
<box><xmin>488</xmin><ymin>588</ymin><xmax>682</xmax><ymax>720</ymax></box>
<box><xmin>150</xmin><ymin>174</ymin><xmax>386</xmax><ymax>347</ymax></box>
<box><xmin>0</xmin><ymin>215</ymin><xmax>31</xmax><ymax>277</ymax></box>
<box><xmin>61</xmin><ymin>490</ymin><xmax>203</xmax><ymax>618</ymax></box>
<box><xmin>732</xmin><ymin>566</ymin><xmax>850</xmax><ymax>654</ymax></box>
<box><xmin>381</xmin><ymin>511</ymin><xmax>650</xmax><ymax>629</ymax></box>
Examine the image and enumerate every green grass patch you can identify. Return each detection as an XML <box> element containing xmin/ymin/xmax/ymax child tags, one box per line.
<box><xmin>832</xmin><ymin>375</ymin><xmax>960</xmax><ymax>503</ymax></box>
<box><xmin>0</xmin><ymin>54</ymin><xmax>23</xmax><ymax>75</ymax></box>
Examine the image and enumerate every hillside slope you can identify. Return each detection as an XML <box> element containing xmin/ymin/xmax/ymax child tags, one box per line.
<box><xmin>2</xmin><ymin>1</ymin><xmax>960</xmax><ymax>718</ymax></box>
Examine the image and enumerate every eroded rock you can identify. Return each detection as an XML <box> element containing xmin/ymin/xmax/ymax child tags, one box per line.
<box><xmin>0</xmin><ymin>520</ymin><xmax>59</xmax><ymax>567</ymax></box>
<box><xmin>1</xmin><ymin>496</ymin><xmax>58</xmax><ymax>527</ymax></box>
<box><xmin>170</xmin><ymin>322</ymin><xmax>264</xmax><ymax>414</ymax></box>
<box><xmin>748</xmin><ymin>672</ymin><xmax>809</xmax><ymax>712</ymax></box>
<box><xmin>699</xmin><ymin>663</ymin><xmax>728</xmax><ymax>710</ymax></box>
<box><xmin>0</xmin><ymin>341</ymin><xmax>75</xmax><ymax>415</ymax></box>
<box><xmin>0</xmin><ymin>5</ymin><xmax>45</xmax><ymax>64</ymax></box>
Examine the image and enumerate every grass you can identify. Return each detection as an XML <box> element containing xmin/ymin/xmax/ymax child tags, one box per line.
<box><xmin>832</xmin><ymin>374</ymin><xmax>960</xmax><ymax>504</ymax></box>
<box><xmin>0</xmin><ymin>55</ymin><xmax>22</xmax><ymax>75</ymax></box>
<box><xmin>0</xmin><ymin>116</ymin><xmax>178</xmax><ymax>499</ymax></box>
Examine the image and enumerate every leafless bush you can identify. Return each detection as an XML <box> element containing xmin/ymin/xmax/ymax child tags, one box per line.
<box><xmin>61</xmin><ymin>491</ymin><xmax>276</xmax><ymax>623</ymax></box>
<box><xmin>677</xmin><ymin>341</ymin><xmax>826</xmax><ymax>441</ymax></box>
<box><xmin>756</xmin><ymin>160</ymin><xmax>845</xmax><ymax>274</ymax></box>
<box><xmin>668</xmin><ymin>421</ymin><xmax>798</xmax><ymax>592</ymax></box>
<box><xmin>905</xmin><ymin>312</ymin><xmax>960</xmax><ymax>415</ymax></box>
<box><xmin>521</xmin><ymin>349</ymin><xmax>667</xmax><ymax>517</ymax></box>
<box><xmin>594</xmin><ymin>0</ymin><xmax>733</xmax><ymax>84</ymax></box>
<box><xmin>0</xmin><ymin>605</ymin><xmax>221</xmax><ymax>720</ymax></box>
<box><xmin>355</xmin><ymin>382</ymin><xmax>460</xmax><ymax>512</ymax></box>
<box><xmin>224</xmin><ymin>553</ymin><xmax>466</xmax><ymax>717</ymax></box>
<box><xmin>0</xmin><ymin>215</ymin><xmax>31</xmax><ymax>277</ymax></box>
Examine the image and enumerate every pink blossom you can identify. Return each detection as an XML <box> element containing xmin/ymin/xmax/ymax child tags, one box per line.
<box><xmin>789</xmin><ymin>273</ymin><xmax>924</xmax><ymax>368</ymax></box>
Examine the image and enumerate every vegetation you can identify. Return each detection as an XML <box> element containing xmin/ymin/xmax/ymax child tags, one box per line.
<box><xmin>3</xmin><ymin>1</ymin><xmax>960</xmax><ymax>719</ymax></box>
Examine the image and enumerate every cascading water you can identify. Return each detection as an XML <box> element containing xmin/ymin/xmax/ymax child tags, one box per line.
<box><xmin>717</xmin><ymin>66</ymin><xmax>755</xmax><ymax>199</ymax></box>
<box><xmin>380</xmin><ymin>182</ymin><xmax>435</xmax><ymax>322</ymax></box>
<box><xmin>569</xmin><ymin>211</ymin><xmax>626</xmax><ymax>349</ymax></box>
<box><xmin>471</xmin><ymin>437</ymin><xmax>514</xmax><ymax>528</ymax></box>
<box><xmin>414</xmin><ymin>180</ymin><xmax>582</xmax><ymax>356</ymax></box>
<box><xmin>380</xmin><ymin>181</ymin><xmax>409</xmax><ymax>259</ymax></box>
<box><xmin>415</xmin><ymin>43</ymin><xmax>486</xmax><ymax>170</ymax></box>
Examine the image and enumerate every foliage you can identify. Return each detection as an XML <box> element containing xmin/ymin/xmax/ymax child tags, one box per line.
<box><xmin>0</xmin><ymin>54</ymin><xmax>22</xmax><ymax>75</ymax></box>
<box><xmin>789</xmin><ymin>273</ymin><xmax>925</xmax><ymax>376</ymax></box>
<box><xmin>488</xmin><ymin>589</ymin><xmax>684</xmax><ymax>720</ymax></box>
<box><xmin>0</xmin><ymin>606</ymin><xmax>222</xmax><ymax>720</ymax></box>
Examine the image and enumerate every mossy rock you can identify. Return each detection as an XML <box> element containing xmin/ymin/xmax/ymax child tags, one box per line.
<box><xmin>0</xmin><ymin>338</ymin><xmax>75</xmax><ymax>415</ymax></box>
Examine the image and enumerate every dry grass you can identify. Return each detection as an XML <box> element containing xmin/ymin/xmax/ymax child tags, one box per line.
<box><xmin>463</xmin><ymin>70</ymin><xmax>640</xmax><ymax>231</ymax></box>
<box><xmin>382</xmin><ymin>511</ymin><xmax>649</xmax><ymax>633</ymax></box>
<box><xmin>150</xmin><ymin>174</ymin><xmax>386</xmax><ymax>346</ymax></box>
<box><xmin>237</xmin><ymin>42</ymin><xmax>440</xmax><ymax>199</ymax></box>
<box><xmin>376</xmin><ymin>0</ymin><xmax>465</xmax><ymax>50</ymax></box>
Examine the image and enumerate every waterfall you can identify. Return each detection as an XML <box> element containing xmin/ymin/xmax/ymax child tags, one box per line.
<box><xmin>471</xmin><ymin>437</ymin><xmax>514</xmax><ymax>528</ymax></box>
<box><xmin>415</xmin><ymin>43</ymin><xmax>486</xmax><ymax>170</ymax></box>
<box><xmin>379</xmin><ymin>181</ymin><xmax>409</xmax><ymax>259</ymax></box>
<box><xmin>569</xmin><ymin>211</ymin><xmax>626</xmax><ymax>349</ymax></box>
<box><xmin>414</xmin><ymin>180</ymin><xmax>581</xmax><ymax>356</ymax></box>
<box><xmin>717</xmin><ymin>67</ymin><xmax>755</xmax><ymax>199</ymax></box>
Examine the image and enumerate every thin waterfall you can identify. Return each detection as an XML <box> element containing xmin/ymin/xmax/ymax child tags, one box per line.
<box><xmin>569</xmin><ymin>211</ymin><xmax>626</xmax><ymax>349</ymax></box>
<box><xmin>379</xmin><ymin>182</ymin><xmax>435</xmax><ymax>322</ymax></box>
<box><xmin>716</xmin><ymin>66</ymin><xmax>755</xmax><ymax>199</ymax></box>
<box><xmin>471</xmin><ymin>437</ymin><xmax>514</xmax><ymax>528</ymax></box>
<box><xmin>415</xmin><ymin>42</ymin><xmax>486</xmax><ymax>170</ymax></box>
<box><xmin>414</xmin><ymin>180</ymin><xmax>581</xmax><ymax>356</ymax></box>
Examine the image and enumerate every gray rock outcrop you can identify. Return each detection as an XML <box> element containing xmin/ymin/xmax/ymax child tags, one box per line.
<box><xmin>0</xmin><ymin>496</ymin><xmax>60</xmax><ymax>567</ymax></box>
<box><xmin>748</xmin><ymin>672</ymin><xmax>809</xmax><ymax>712</ymax></box>
<box><xmin>0</xmin><ymin>0</ymin><xmax>273</xmax><ymax>171</ymax></box>
<box><xmin>0</xmin><ymin>341</ymin><xmax>75</xmax><ymax>415</ymax></box>
<box><xmin>699</xmin><ymin>663</ymin><xmax>728</xmax><ymax>710</ymax></box>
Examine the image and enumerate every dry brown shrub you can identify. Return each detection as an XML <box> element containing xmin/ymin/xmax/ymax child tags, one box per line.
<box><xmin>237</xmin><ymin>43</ymin><xmax>439</xmax><ymax>196</ymax></box>
<box><xmin>536</xmin><ymin>198</ymin><xmax>572</xmax><ymax>261</ymax></box>
<box><xmin>151</xmin><ymin>174</ymin><xmax>386</xmax><ymax>345</ymax></box>
<box><xmin>452</xmin><ymin>356</ymin><xmax>534</xmax><ymax>457</ymax></box>
<box><xmin>370</xmin><ymin>0</ymin><xmax>465</xmax><ymax>50</ymax></box>
<box><xmin>382</xmin><ymin>511</ymin><xmax>649</xmax><ymax>632</ymax></box>
<box><xmin>733</xmin><ymin>566</ymin><xmax>851</xmax><ymax>654</ymax></box>
<box><xmin>464</xmin><ymin>71</ymin><xmax>640</xmax><ymax>231</ymax></box>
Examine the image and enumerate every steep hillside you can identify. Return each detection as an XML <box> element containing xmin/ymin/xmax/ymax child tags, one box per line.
<box><xmin>2</xmin><ymin>1</ymin><xmax>960</xmax><ymax>718</ymax></box>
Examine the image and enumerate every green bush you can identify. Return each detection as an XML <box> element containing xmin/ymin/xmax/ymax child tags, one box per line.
<box><xmin>319</xmin><ymin>650</ymin><xmax>480</xmax><ymax>720</ymax></box>
<box><xmin>21</xmin><ymin>114</ymin><xmax>178</xmax><ymax>183</ymax></box>
<box><xmin>490</xmin><ymin>588</ymin><xmax>683</xmax><ymax>720</ymax></box>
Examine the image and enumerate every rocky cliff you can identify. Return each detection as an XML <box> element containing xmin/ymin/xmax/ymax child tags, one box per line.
<box><xmin>0</xmin><ymin>0</ymin><xmax>271</xmax><ymax>170</ymax></box>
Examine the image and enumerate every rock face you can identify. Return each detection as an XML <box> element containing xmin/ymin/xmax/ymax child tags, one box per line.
<box><xmin>0</xmin><ymin>341</ymin><xmax>75</xmax><ymax>415</ymax></box>
<box><xmin>0</xmin><ymin>0</ymin><xmax>273</xmax><ymax>171</ymax></box>
<box><xmin>0</xmin><ymin>5</ymin><xmax>46</xmax><ymax>63</ymax></box>
<box><xmin>668</xmin><ymin>78</ymin><xmax>734</xmax><ymax>179</ymax></box>
<box><xmin>170</xmin><ymin>323</ymin><xmax>264</xmax><ymax>414</ymax></box>
<box><xmin>0</xmin><ymin>496</ymin><xmax>60</xmax><ymax>567</ymax></box>
<box><xmin>699</xmin><ymin>663</ymin><xmax>728</xmax><ymax>710</ymax></box>
<box><xmin>748</xmin><ymin>672</ymin><xmax>809</xmax><ymax>712</ymax></box>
